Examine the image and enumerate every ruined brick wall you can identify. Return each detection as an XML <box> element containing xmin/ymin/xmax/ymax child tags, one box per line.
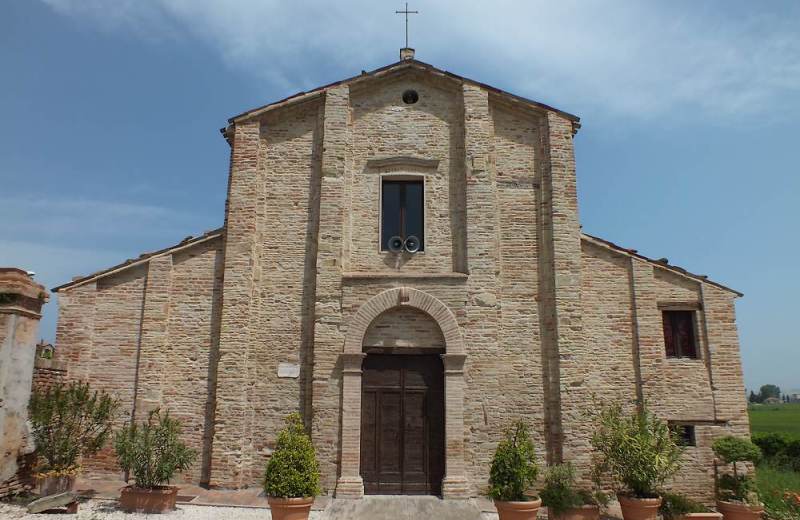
<box><xmin>31</xmin><ymin>357</ymin><xmax>67</xmax><ymax>394</ymax></box>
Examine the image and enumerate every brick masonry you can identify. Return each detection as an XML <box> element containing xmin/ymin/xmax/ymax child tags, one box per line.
<box><xmin>52</xmin><ymin>58</ymin><xmax>748</xmax><ymax>503</ymax></box>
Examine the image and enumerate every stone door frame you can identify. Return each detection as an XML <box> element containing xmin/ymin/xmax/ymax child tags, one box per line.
<box><xmin>335</xmin><ymin>287</ymin><xmax>469</xmax><ymax>499</ymax></box>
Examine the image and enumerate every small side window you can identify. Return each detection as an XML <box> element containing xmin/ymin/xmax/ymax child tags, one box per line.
<box><xmin>662</xmin><ymin>310</ymin><xmax>698</xmax><ymax>359</ymax></box>
<box><xmin>669</xmin><ymin>423</ymin><xmax>696</xmax><ymax>447</ymax></box>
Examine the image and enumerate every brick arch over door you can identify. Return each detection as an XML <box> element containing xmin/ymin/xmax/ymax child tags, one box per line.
<box><xmin>336</xmin><ymin>287</ymin><xmax>470</xmax><ymax>499</ymax></box>
<box><xmin>343</xmin><ymin>287</ymin><xmax>465</xmax><ymax>355</ymax></box>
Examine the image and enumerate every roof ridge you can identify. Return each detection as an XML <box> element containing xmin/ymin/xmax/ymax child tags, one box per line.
<box><xmin>52</xmin><ymin>227</ymin><xmax>224</xmax><ymax>293</ymax></box>
<box><xmin>581</xmin><ymin>232</ymin><xmax>742</xmax><ymax>297</ymax></box>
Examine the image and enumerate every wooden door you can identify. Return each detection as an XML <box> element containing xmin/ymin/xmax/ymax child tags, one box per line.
<box><xmin>360</xmin><ymin>354</ymin><xmax>444</xmax><ymax>495</ymax></box>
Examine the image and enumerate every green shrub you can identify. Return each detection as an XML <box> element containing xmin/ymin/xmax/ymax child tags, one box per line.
<box><xmin>488</xmin><ymin>420</ymin><xmax>540</xmax><ymax>502</ymax></box>
<box><xmin>263</xmin><ymin>413</ymin><xmax>321</xmax><ymax>498</ymax></box>
<box><xmin>540</xmin><ymin>463</ymin><xmax>607</xmax><ymax>515</ymax></box>
<box><xmin>28</xmin><ymin>381</ymin><xmax>119</xmax><ymax>475</ymax></box>
<box><xmin>712</xmin><ymin>436</ymin><xmax>761</xmax><ymax>505</ymax></box>
<box><xmin>590</xmin><ymin>403</ymin><xmax>683</xmax><ymax>498</ymax></box>
<box><xmin>752</xmin><ymin>433</ymin><xmax>800</xmax><ymax>473</ymax></box>
<box><xmin>752</xmin><ymin>433</ymin><xmax>790</xmax><ymax>460</ymax></box>
<box><xmin>114</xmin><ymin>409</ymin><xmax>197</xmax><ymax>489</ymax></box>
<box><xmin>756</xmin><ymin>464</ymin><xmax>800</xmax><ymax>520</ymax></box>
<box><xmin>659</xmin><ymin>492</ymin><xmax>710</xmax><ymax>520</ymax></box>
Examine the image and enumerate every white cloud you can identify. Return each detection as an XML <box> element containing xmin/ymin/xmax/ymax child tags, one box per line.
<box><xmin>41</xmin><ymin>0</ymin><xmax>800</xmax><ymax>120</ymax></box>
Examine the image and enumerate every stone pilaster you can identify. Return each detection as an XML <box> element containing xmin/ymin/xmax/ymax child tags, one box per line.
<box><xmin>334</xmin><ymin>352</ymin><xmax>365</xmax><ymax>498</ymax></box>
<box><xmin>211</xmin><ymin>119</ymin><xmax>262</xmax><ymax>488</ymax></box>
<box><xmin>630</xmin><ymin>260</ymin><xmax>665</xmax><ymax>406</ymax></box>
<box><xmin>461</xmin><ymin>84</ymin><xmax>498</xmax><ymax>496</ymax></box>
<box><xmin>441</xmin><ymin>353</ymin><xmax>469</xmax><ymax>499</ymax></box>
<box><xmin>0</xmin><ymin>268</ymin><xmax>47</xmax><ymax>493</ymax></box>
<box><xmin>540</xmin><ymin>113</ymin><xmax>586</xmax><ymax>470</ymax></box>
<box><xmin>702</xmin><ymin>285</ymin><xmax>748</xmax><ymax>435</ymax></box>
<box><xmin>312</xmin><ymin>84</ymin><xmax>351</xmax><ymax>492</ymax></box>
<box><xmin>133</xmin><ymin>255</ymin><xmax>173</xmax><ymax>418</ymax></box>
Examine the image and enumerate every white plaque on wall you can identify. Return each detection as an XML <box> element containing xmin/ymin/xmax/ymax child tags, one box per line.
<box><xmin>278</xmin><ymin>362</ymin><xmax>300</xmax><ymax>378</ymax></box>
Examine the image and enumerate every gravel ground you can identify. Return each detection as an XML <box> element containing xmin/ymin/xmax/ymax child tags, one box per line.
<box><xmin>0</xmin><ymin>499</ymin><xmax>325</xmax><ymax>519</ymax></box>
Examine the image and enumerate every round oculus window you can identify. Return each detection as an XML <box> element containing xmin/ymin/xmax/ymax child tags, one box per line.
<box><xmin>402</xmin><ymin>89</ymin><xmax>419</xmax><ymax>104</ymax></box>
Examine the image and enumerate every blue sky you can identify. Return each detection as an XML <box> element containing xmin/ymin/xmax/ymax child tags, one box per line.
<box><xmin>2</xmin><ymin>1</ymin><xmax>798</xmax><ymax>393</ymax></box>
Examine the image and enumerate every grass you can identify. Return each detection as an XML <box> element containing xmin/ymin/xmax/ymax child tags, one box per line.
<box><xmin>749</xmin><ymin>403</ymin><xmax>800</xmax><ymax>519</ymax></box>
<box><xmin>749</xmin><ymin>403</ymin><xmax>800</xmax><ymax>438</ymax></box>
<box><xmin>756</xmin><ymin>465</ymin><xmax>800</xmax><ymax>519</ymax></box>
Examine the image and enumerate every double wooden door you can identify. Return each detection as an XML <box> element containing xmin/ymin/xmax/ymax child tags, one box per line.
<box><xmin>360</xmin><ymin>354</ymin><xmax>445</xmax><ymax>495</ymax></box>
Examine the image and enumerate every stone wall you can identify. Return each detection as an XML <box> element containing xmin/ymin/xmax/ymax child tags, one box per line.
<box><xmin>579</xmin><ymin>238</ymin><xmax>748</xmax><ymax>503</ymax></box>
<box><xmin>54</xmin><ymin>235</ymin><xmax>224</xmax><ymax>483</ymax></box>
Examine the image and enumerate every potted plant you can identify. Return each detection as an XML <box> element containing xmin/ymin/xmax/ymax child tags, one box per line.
<box><xmin>488</xmin><ymin>420</ymin><xmax>542</xmax><ymax>520</ymax></box>
<box><xmin>590</xmin><ymin>403</ymin><xmax>683</xmax><ymax>520</ymax></box>
<box><xmin>660</xmin><ymin>492</ymin><xmax>723</xmax><ymax>520</ymax></box>
<box><xmin>540</xmin><ymin>463</ymin><xmax>608</xmax><ymax>520</ymax></box>
<box><xmin>114</xmin><ymin>409</ymin><xmax>197</xmax><ymax>514</ymax></box>
<box><xmin>263</xmin><ymin>413</ymin><xmax>321</xmax><ymax>520</ymax></box>
<box><xmin>712</xmin><ymin>436</ymin><xmax>764</xmax><ymax>520</ymax></box>
<box><xmin>28</xmin><ymin>382</ymin><xmax>118</xmax><ymax>496</ymax></box>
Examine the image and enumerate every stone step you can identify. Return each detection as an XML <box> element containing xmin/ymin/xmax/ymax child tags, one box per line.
<box><xmin>323</xmin><ymin>496</ymin><xmax>485</xmax><ymax>520</ymax></box>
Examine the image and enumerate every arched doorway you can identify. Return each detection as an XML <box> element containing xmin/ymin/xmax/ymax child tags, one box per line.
<box><xmin>359</xmin><ymin>306</ymin><xmax>446</xmax><ymax>494</ymax></box>
<box><xmin>335</xmin><ymin>288</ymin><xmax>469</xmax><ymax>499</ymax></box>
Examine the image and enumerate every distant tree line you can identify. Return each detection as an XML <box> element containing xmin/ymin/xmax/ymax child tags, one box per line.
<box><xmin>748</xmin><ymin>384</ymin><xmax>782</xmax><ymax>404</ymax></box>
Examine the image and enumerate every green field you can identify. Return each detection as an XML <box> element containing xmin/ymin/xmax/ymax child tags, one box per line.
<box><xmin>749</xmin><ymin>403</ymin><xmax>800</xmax><ymax>518</ymax></box>
<box><xmin>749</xmin><ymin>402</ymin><xmax>800</xmax><ymax>438</ymax></box>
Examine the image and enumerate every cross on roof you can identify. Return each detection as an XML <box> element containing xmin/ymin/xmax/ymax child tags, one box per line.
<box><xmin>395</xmin><ymin>2</ymin><xmax>419</xmax><ymax>49</ymax></box>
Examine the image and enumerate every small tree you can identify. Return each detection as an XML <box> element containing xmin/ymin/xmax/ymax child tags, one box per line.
<box><xmin>712</xmin><ymin>436</ymin><xmax>761</xmax><ymax>505</ymax></box>
<box><xmin>29</xmin><ymin>382</ymin><xmax>118</xmax><ymax>476</ymax></box>
<box><xmin>263</xmin><ymin>413</ymin><xmax>321</xmax><ymax>498</ymax></box>
<box><xmin>488</xmin><ymin>420</ymin><xmax>540</xmax><ymax>502</ymax></box>
<box><xmin>114</xmin><ymin>409</ymin><xmax>197</xmax><ymax>489</ymax></box>
<box><xmin>590</xmin><ymin>403</ymin><xmax>683</xmax><ymax>498</ymax></box>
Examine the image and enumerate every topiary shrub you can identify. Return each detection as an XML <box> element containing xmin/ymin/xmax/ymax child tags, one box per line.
<box><xmin>659</xmin><ymin>492</ymin><xmax>710</xmax><ymax>519</ymax></box>
<box><xmin>114</xmin><ymin>409</ymin><xmax>197</xmax><ymax>489</ymax></box>
<box><xmin>263</xmin><ymin>413</ymin><xmax>321</xmax><ymax>498</ymax></box>
<box><xmin>29</xmin><ymin>381</ymin><xmax>119</xmax><ymax>477</ymax></box>
<box><xmin>712</xmin><ymin>436</ymin><xmax>761</xmax><ymax>505</ymax></box>
<box><xmin>590</xmin><ymin>403</ymin><xmax>683</xmax><ymax>498</ymax></box>
<box><xmin>488</xmin><ymin>420</ymin><xmax>540</xmax><ymax>502</ymax></box>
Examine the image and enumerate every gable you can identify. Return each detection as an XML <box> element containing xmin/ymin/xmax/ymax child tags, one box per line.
<box><xmin>222</xmin><ymin>58</ymin><xmax>580</xmax><ymax>138</ymax></box>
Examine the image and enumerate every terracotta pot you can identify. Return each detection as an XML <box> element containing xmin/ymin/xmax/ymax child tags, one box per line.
<box><xmin>716</xmin><ymin>500</ymin><xmax>764</xmax><ymax>520</ymax></box>
<box><xmin>494</xmin><ymin>497</ymin><xmax>542</xmax><ymax>520</ymax></box>
<box><xmin>617</xmin><ymin>495</ymin><xmax>662</xmax><ymax>520</ymax></box>
<box><xmin>550</xmin><ymin>504</ymin><xmax>600</xmax><ymax>520</ymax></box>
<box><xmin>677</xmin><ymin>513</ymin><xmax>724</xmax><ymax>520</ymax></box>
<box><xmin>268</xmin><ymin>497</ymin><xmax>315</xmax><ymax>520</ymax></box>
<box><xmin>119</xmin><ymin>485</ymin><xmax>178</xmax><ymax>514</ymax></box>
<box><xmin>37</xmin><ymin>474</ymin><xmax>76</xmax><ymax>496</ymax></box>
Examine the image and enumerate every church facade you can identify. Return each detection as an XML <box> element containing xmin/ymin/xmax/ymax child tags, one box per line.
<box><xmin>52</xmin><ymin>51</ymin><xmax>749</xmax><ymax>502</ymax></box>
